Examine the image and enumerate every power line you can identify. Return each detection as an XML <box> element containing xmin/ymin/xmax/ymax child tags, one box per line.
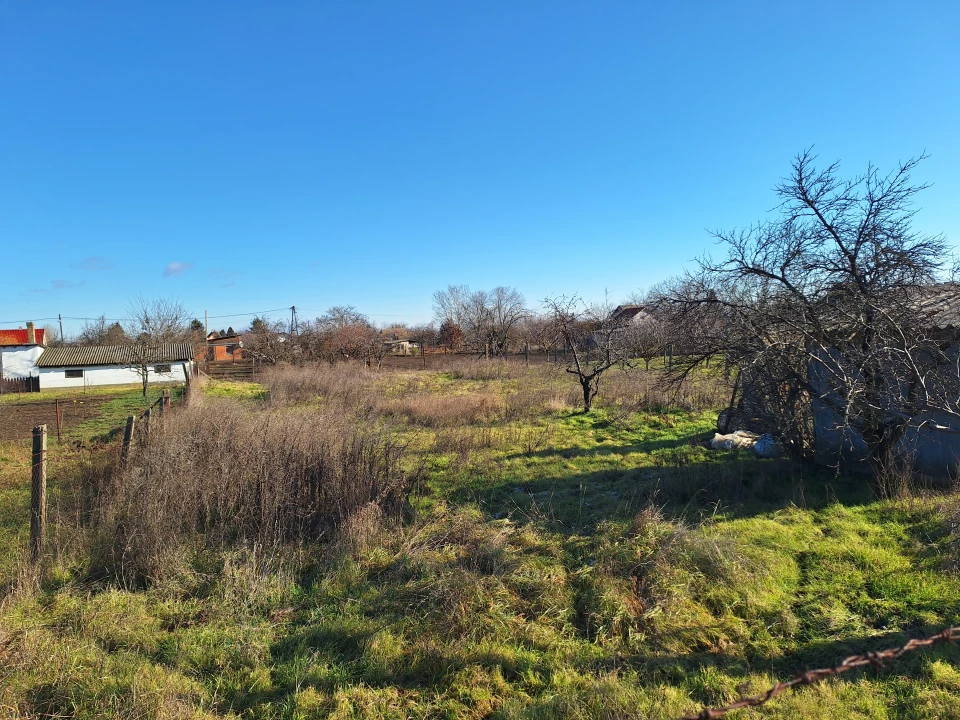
<box><xmin>3</xmin><ymin>306</ymin><xmax>422</xmax><ymax>328</ymax></box>
<box><xmin>204</xmin><ymin>307</ymin><xmax>293</xmax><ymax>320</ymax></box>
<box><xmin>0</xmin><ymin>317</ymin><xmax>60</xmax><ymax>324</ymax></box>
<box><xmin>54</xmin><ymin>307</ymin><xmax>294</xmax><ymax>323</ymax></box>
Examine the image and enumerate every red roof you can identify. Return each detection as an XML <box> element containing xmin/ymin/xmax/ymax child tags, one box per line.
<box><xmin>0</xmin><ymin>328</ymin><xmax>45</xmax><ymax>346</ymax></box>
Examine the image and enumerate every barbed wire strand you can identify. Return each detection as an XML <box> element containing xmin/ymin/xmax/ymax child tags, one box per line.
<box><xmin>679</xmin><ymin>625</ymin><xmax>960</xmax><ymax>720</ymax></box>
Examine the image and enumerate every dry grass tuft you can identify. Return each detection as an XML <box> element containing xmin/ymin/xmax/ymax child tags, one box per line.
<box><xmin>61</xmin><ymin>399</ymin><xmax>420</xmax><ymax>587</ymax></box>
<box><xmin>381</xmin><ymin>392</ymin><xmax>503</xmax><ymax>427</ymax></box>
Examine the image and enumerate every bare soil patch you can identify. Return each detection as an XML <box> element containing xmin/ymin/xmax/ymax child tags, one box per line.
<box><xmin>0</xmin><ymin>396</ymin><xmax>113</xmax><ymax>442</ymax></box>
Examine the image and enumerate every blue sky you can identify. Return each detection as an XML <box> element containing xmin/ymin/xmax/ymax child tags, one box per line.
<box><xmin>2</xmin><ymin>1</ymin><xmax>958</xmax><ymax>335</ymax></box>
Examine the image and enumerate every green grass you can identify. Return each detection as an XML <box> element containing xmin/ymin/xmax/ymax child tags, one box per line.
<box><xmin>2</xmin><ymin>367</ymin><xmax>960</xmax><ymax>718</ymax></box>
<box><xmin>201</xmin><ymin>380</ymin><xmax>268</xmax><ymax>401</ymax></box>
<box><xmin>0</xmin><ymin>382</ymin><xmax>180</xmax><ymax>405</ymax></box>
<box><xmin>70</xmin><ymin>384</ymin><xmax>187</xmax><ymax>441</ymax></box>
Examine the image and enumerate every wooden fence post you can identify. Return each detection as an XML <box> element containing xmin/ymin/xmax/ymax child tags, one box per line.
<box><xmin>30</xmin><ymin>424</ymin><xmax>47</xmax><ymax>563</ymax></box>
<box><xmin>181</xmin><ymin>362</ymin><xmax>191</xmax><ymax>406</ymax></box>
<box><xmin>121</xmin><ymin>415</ymin><xmax>136</xmax><ymax>465</ymax></box>
<box><xmin>162</xmin><ymin>389</ymin><xmax>171</xmax><ymax>413</ymax></box>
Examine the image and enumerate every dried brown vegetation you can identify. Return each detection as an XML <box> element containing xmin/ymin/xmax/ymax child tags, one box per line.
<box><xmin>63</xmin><ymin>398</ymin><xmax>420</xmax><ymax>586</ymax></box>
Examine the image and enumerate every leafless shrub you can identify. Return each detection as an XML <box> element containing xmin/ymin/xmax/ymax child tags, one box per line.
<box><xmin>874</xmin><ymin>447</ymin><xmax>917</xmax><ymax>500</ymax></box>
<box><xmin>599</xmin><ymin>368</ymin><xmax>728</xmax><ymax>416</ymax></box>
<box><xmin>502</xmin><ymin>424</ymin><xmax>556</xmax><ymax>455</ymax></box>
<box><xmin>430</xmin><ymin>426</ymin><xmax>478</xmax><ymax>462</ymax></box>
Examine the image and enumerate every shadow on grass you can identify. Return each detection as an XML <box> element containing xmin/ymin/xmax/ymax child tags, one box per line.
<box><xmin>623</xmin><ymin>626</ymin><xmax>960</xmax><ymax>711</ymax></box>
<box><xmin>254</xmin><ymin>620</ymin><xmax>960</xmax><ymax>717</ymax></box>
<box><xmin>255</xmin><ymin>621</ymin><xmax>559</xmax><ymax>712</ymax></box>
<box><xmin>456</xmin><ymin>439</ymin><xmax>875</xmax><ymax>534</ymax></box>
<box><xmin>503</xmin><ymin>432</ymin><xmax>703</xmax><ymax>462</ymax></box>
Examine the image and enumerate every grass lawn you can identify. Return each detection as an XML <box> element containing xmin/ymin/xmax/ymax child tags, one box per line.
<box><xmin>1</xmin><ymin>365</ymin><xmax>959</xmax><ymax>719</ymax></box>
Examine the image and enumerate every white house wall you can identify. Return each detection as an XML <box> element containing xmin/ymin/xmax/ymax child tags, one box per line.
<box><xmin>0</xmin><ymin>346</ymin><xmax>43</xmax><ymax>379</ymax></box>
<box><xmin>38</xmin><ymin>362</ymin><xmax>191</xmax><ymax>389</ymax></box>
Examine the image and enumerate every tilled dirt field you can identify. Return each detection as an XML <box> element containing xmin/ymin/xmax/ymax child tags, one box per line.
<box><xmin>0</xmin><ymin>397</ymin><xmax>113</xmax><ymax>442</ymax></box>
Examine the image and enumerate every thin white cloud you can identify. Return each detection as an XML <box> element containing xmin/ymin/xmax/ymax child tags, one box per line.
<box><xmin>51</xmin><ymin>279</ymin><xmax>85</xmax><ymax>290</ymax></box>
<box><xmin>163</xmin><ymin>261</ymin><xmax>194</xmax><ymax>277</ymax></box>
<box><xmin>72</xmin><ymin>256</ymin><xmax>113</xmax><ymax>271</ymax></box>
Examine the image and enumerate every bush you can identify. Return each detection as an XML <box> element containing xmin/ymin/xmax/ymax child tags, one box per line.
<box><xmin>70</xmin><ymin>399</ymin><xmax>421</xmax><ymax>586</ymax></box>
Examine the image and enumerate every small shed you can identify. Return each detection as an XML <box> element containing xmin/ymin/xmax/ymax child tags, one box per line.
<box><xmin>810</xmin><ymin>284</ymin><xmax>960</xmax><ymax>476</ymax></box>
<box><xmin>381</xmin><ymin>328</ymin><xmax>418</xmax><ymax>356</ymax></box>
<box><xmin>202</xmin><ymin>332</ymin><xmax>244</xmax><ymax>362</ymax></box>
<box><xmin>36</xmin><ymin>343</ymin><xmax>195</xmax><ymax>389</ymax></box>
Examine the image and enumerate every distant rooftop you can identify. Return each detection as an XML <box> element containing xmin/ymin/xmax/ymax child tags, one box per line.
<box><xmin>0</xmin><ymin>327</ymin><xmax>45</xmax><ymax>347</ymax></box>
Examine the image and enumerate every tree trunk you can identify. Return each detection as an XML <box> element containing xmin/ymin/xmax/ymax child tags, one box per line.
<box><xmin>581</xmin><ymin>378</ymin><xmax>593</xmax><ymax>412</ymax></box>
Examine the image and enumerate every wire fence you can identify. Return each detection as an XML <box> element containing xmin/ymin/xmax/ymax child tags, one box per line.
<box><xmin>679</xmin><ymin>625</ymin><xmax>960</xmax><ymax>719</ymax></box>
<box><xmin>0</xmin><ymin>384</ymin><xmax>189</xmax><ymax>444</ymax></box>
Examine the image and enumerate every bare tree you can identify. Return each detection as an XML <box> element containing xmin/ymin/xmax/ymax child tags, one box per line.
<box><xmin>522</xmin><ymin>313</ymin><xmax>559</xmax><ymax>361</ymax></box>
<box><xmin>77</xmin><ymin>315</ymin><xmax>128</xmax><ymax>346</ymax></box>
<box><xmin>489</xmin><ymin>286</ymin><xmax>527</xmax><ymax>355</ymax></box>
<box><xmin>659</xmin><ymin>150</ymin><xmax>958</xmax><ymax>472</ymax></box>
<box><xmin>616</xmin><ymin>294</ymin><xmax>668</xmax><ymax>370</ymax></box>
<box><xmin>125</xmin><ymin>297</ymin><xmax>191</xmax><ymax>344</ymax></box>
<box><xmin>433</xmin><ymin>285</ymin><xmax>527</xmax><ymax>356</ymax></box>
<box><xmin>543</xmin><ymin>295</ymin><xmax>634</xmax><ymax>412</ymax></box>
<box><xmin>245</xmin><ymin>317</ymin><xmax>295</xmax><ymax>364</ymax></box>
<box><xmin>41</xmin><ymin>324</ymin><xmax>63</xmax><ymax>347</ymax></box>
<box><xmin>124</xmin><ymin>297</ymin><xmax>192</xmax><ymax>396</ymax></box>
<box><xmin>630</xmin><ymin>312</ymin><xmax>667</xmax><ymax>371</ymax></box>
<box><xmin>310</xmin><ymin>306</ymin><xmax>378</xmax><ymax>365</ymax></box>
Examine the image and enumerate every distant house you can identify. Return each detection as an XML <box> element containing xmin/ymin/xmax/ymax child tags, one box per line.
<box><xmin>0</xmin><ymin>322</ymin><xmax>45</xmax><ymax>379</ymax></box>
<box><xmin>609</xmin><ymin>304</ymin><xmax>645</xmax><ymax>324</ymax></box>
<box><xmin>36</xmin><ymin>344</ymin><xmax>194</xmax><ymax>389</ymax></box>
<box><xmin>381</xmin><ymin>327</ymin><xmax>419</xmax><ymax>356</ymax></box>
<box><xmin>201</xmin><ymin>331</ymin><xmax>244</xmax><ymax>362</ymax></box>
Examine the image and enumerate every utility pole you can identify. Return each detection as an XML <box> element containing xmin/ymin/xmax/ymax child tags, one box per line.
<box><xmin>204</xmin><ymin>310</ymin><xmax>209</xmax><ymax>337</ymax></box>
<box><xmin>58</xmin><ymin>314</ymin><xmax>64</xmax><ymax>343</ymax></box>
<box><xmin>290</xmin><ymin>306</ymin><xmax>299</xmax><ymax>336</ymax></box>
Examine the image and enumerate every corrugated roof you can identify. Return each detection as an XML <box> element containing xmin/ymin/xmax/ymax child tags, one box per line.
<box><xmin>913</xmin><ymin>283</ymin><xmax>960</xmax><ymax>330</ymax></box>
<box><xmin>0</xmin><ymin>328</ymin><xmax>46</xmax><ymax>346</ymax></box>
<box><xmin>36</xmin><ymin>343</ymin><xmax>195</xmax><ymax>368</ymax></box>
